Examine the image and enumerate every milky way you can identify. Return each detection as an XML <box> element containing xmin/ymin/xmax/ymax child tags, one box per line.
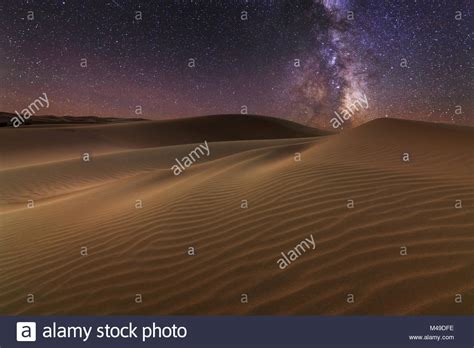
<box><xmin>1</xmin><ymin>0</ymin><xmax>472</xmax><ymax>129</ymax></box>
<box><xmin>285</xmin><ymin>0</ymin><xmax>372</xmax><ymax>127</ymax></box>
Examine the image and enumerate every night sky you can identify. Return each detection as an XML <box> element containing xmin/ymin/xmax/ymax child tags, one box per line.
<box><xmin>1</xmin><ymin>0</ymin><xmax>472</xmax><ymax>129</ymax></box>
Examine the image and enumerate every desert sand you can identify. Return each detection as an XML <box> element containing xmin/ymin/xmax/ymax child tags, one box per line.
<box><xmin>0</xmin><ymin>115</ymin><xmax>472</xmax><ymax>315</ymax></box>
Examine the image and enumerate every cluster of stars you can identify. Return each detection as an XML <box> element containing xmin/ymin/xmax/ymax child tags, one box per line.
<box><xmin>1</xmin><ymin>0</ymin><xmax>471</xmax><ymax>129</ymax></box>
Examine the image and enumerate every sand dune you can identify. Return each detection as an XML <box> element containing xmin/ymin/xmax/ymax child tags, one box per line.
<box><xmin>0</xmin><ymin>116</ymin><xmax>472</xmax><ymax>315</ymax></box>
<box><xmin>0</xmin><ymin>114</ymin><xmax>327</xmax><ymax>169</ymax></box>
<box><xmin>0</xmin><ymin>112</ymin><xmax>147</xmax><ymax>127</ymax></box>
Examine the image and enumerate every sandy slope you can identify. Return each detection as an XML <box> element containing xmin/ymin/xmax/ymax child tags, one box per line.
<box><xmin>0</xmin><ymin>114</ymin><xmax>327</xmax><ymax>169</ymax></box>
<box><xmin>0</xmin><ymin>117</ymin><xmax>472</xmax><ymax>315</ymax></box>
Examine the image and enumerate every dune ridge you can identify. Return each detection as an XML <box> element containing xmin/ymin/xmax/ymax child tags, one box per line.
<box><xmin>0</xmin><ymin>116</ymin><xmax>472</xmax><ymax>315</ymax></box>
<box><xmin>0</xmin><ymin>114</ymin><xmax>328</xmax><ymax>170</ymax></box>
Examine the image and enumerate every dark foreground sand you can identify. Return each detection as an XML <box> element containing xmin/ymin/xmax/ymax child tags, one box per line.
<box><xmin>0</xmin><ymin>115</ymin><xmax>472</xmax><ymax>315</ymax></box>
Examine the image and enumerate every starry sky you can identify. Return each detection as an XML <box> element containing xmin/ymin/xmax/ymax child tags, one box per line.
<box><xmin>1</xmin><ymin>0</ymin><xmax>472</xmax><ymax>129</ymax></box>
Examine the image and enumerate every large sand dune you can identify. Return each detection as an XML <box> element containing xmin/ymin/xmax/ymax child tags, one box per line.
<box><xmin>0</xmin><ymin>114</ymin><xmax>327</xmax><ymax>169</ymax></box>
<box><xmin>0</xmin><ymin>116</ymin><xmax>472</xmax><ymax>315</ymax></box>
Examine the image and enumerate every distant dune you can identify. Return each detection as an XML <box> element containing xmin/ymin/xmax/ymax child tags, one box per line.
<box><xmin>0</xmin><ymin>114</ymin><xmax>329</xmax><ymax>169</ymax></box>
<box><xmin>0</xmin><ymin>115</ymin><xmax>472</xmax><ymax>315</ymax></box>
<box><xmin>0</xmin><ymin>112</ymin><xmax>148</xmax><ymax>127</ymax></box>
